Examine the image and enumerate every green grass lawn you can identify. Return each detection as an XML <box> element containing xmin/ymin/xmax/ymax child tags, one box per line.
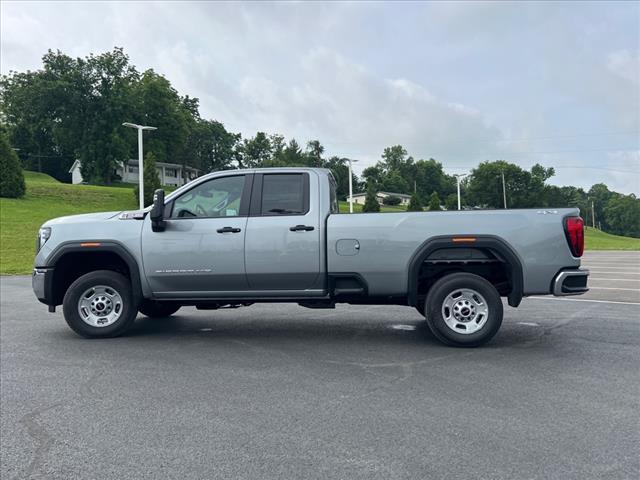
<box><xmin>1</xmin><ymin>172</ymin><xmax>139</xmax><ymax>274</ymax></box>
<box><xmin>584</xmin><ymin>226</ymin><xmax>640</xmax><ymax>251</ymax></box>
<box><xmin>1</xmin><ymin>174</ymin><xmax>638</xmax><ymax>274</ymax></box>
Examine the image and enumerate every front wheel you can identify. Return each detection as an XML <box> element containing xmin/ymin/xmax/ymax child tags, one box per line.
<box><xmin>424</xmin><ymin>273</ymin><xmax>503</xmax><ymax>347</ymax></box>
<box><xmin>62</xmin><ymin>270</ymin><xmax>138</xmax><ymax>338</ymax></box>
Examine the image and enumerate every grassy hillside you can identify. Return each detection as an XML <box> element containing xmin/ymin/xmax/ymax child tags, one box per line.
<box><xmin>1</xmin><ymin>173</ymin><xmax>638</xmax><ymax>274</ymax></box>
<box><xmin>584</xmin><ymin>226</ymin><xmax>640</xmax><ymax>251</ymax></box>
<box><xmin>1</xmin><ymin>172</ymin><xmax>138</xmax><ymax>274</ymax></box>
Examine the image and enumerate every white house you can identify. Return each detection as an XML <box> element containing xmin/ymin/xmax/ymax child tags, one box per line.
<box><xmin>69</xmin><ymin>159</ymin><xmax>201</xmax><ymax>187</ymax></box>
<box><xmin>349</xmin><ymin>191</ymin><xmax>412</xmax><ymax>206</ymax></box>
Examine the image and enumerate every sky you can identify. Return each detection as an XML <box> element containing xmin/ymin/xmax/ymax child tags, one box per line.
<box><xmin>1</xmin><ymin>1</ymin><xmax>639</xmax><ymax>194</ymax></box>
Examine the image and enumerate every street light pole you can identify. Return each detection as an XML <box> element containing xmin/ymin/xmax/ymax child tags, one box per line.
<box><xmin>347</xmin><ymin>158</ymin><xmax>358</xmax><ymax>213</ymax></box>
<box><xmin>123</xmin><ymin>123</ymin><xmax>157</xmax><ymax>209</ymax></box>
<box><xmin>453</xmin><ymin>174</ymin><xmax>467</xmax><ymax>210</ymax></box>
<box><xmin>501</xmin><ymin>171</ymin><xmax>507</xmax><ymax>209</ymax></box>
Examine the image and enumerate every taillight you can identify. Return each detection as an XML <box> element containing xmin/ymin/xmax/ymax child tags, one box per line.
<box><xmin>564</xmin><ymin>216</ymin><xmax>584</xmax><ymax>257</ymax></box>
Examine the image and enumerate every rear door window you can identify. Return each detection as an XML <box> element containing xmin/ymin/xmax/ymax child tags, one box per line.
<box><xmin>260</xmin><ymin>174</ymin><xmax>309</xmax><ymax>215</ymax></box>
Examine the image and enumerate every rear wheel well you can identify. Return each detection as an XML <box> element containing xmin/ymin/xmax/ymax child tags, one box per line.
<box><xmin>415</xmin><ymin>247</ymin><xmax>515</xmax><ymax>307</ymax></box>
<box><xmin>51</xmin><ymin>251</ymin><xmax>133</xmax><ymax>306</ymax></box>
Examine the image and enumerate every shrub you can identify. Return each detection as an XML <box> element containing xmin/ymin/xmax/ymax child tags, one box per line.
<box><xmin>407</xmin><ymin>193</ymin><xmax>423</xmax><ymax>212</ymax></box>
<box><xmin>0</xmin><ymin>133</ymin><xmax>26</xmax><ymax>198</ymax></box>
<box><xmin>362</xmin><ymin>184</ymin><xmax>381</xmax><ymax>212</ymax></box>
<box><xmin>445</xmin><ymin>193</ymin><xmax>458</xmax><ymax>211</ymax></box>
<box><xmin>133</xmin><ymin>152</ymin><xmax>162</xmax><ymax>207</ymax></box>
<box><xmin>428</xmin><ymin>191</ymin><xmax>442</xmax><ymax>211</ymax></box>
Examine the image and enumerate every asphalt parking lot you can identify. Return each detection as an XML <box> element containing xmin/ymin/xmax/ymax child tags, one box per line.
<box><xmin>1</xmin><ymin>251</ymin><xmax>638</xmax><ymax>480</ymax></box>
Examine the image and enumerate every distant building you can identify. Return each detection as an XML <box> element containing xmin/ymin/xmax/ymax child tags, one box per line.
<box><xmin>349</xmin><ymin>191</ymin><xmax>412</xmax><ymax>206</ymax></box>
<box><xmin>69</xmin><ymin>159</ymin><xmax>201</xmax><ymax>187</ymax></box>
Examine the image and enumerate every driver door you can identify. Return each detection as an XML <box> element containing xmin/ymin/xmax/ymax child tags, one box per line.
<box><xmin>142</xmin><ymin>174</ymin><xmax>252</xmax><ymax>297</ymax></box>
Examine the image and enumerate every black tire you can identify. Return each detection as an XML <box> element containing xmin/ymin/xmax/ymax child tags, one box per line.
<box><xmin>62</xmin><ymin>270</ymin><xmax>138</xmax><ymax>338</ymax></box>
<box><xmin>424</xmin><ymin>273</ymin><xmax>503</xmax><ymax>347</ymax></box>
<box><xmin>138</xmin><ymin>300</ymin><xmax>180</xmax><ymax>318</ymax></box>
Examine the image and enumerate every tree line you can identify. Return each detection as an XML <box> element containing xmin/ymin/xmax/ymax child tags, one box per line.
<box><xmin>1</xmin><ymin>48</ymin><xmax>638</xmax><ymax>237</ymax></box>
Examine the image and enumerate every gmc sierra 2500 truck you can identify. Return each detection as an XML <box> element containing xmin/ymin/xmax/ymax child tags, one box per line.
<box><xmin>32</xmin><ymin>167</ymin><xmax>589</xmax><ymax>347</ymax></box>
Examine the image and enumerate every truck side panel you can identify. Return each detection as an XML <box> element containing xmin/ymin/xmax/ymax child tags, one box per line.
<box><xmin>326</xmin><ymin>209</ymin><xmax>580</xmax><ymax>296</ymax></box>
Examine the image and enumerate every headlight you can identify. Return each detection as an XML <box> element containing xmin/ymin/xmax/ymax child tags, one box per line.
<box><xmin>36</xmin><ymin>227</ymin><xmax>51</xmax><ymax>252</ymax></box>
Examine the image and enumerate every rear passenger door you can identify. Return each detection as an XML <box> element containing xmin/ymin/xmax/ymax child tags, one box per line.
<box><xmin>244</xmin><ymin>172</ymin><xmax>322</xmax><ymax>292</ymax></box>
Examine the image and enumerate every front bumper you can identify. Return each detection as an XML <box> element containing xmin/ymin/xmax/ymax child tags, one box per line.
<box><xmin>32</xmin><ymin>267</ymin><xmax>54</xmax><ymax>306</ymax></box>
<box><xmin>553</xmin><ymin>268</ymin><xmax>589</xmax><ymax>296</ymax></box>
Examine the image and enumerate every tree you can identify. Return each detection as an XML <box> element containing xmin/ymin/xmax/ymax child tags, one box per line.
<box><xmin>428</xmin><ymin>191</ymin><xmax>442</xmax><ymax>211</ymax></box>
<box><xmin>381</xmin><ymin>145</ymin><xmax>408</xmax><ymax>172</ymax></box>
<box><xmin>131</xmin><ymin>70</ymin><xmax>192</xmax><ymax>166</ymax></box>
<box><xmin>306</xmin><ymin>140</ymin><xmax>324</xmax><ymax>167</ymax></box>
<box><xmin>1</xmin><ymin>48</ymin><xmax>207</xmax><ymax>185</ymax></box>
<box><xmin>588</xmin><ymin>183</ymin><xmax>614</xmax><ymax>230</ymax></box>
<box><xmin>0</xmin><ymin>133</ymin><xmax>26</xmax><ymax>198</ymax></box>
<box><xmin>133</xmin><ymin>152</ymin><xmax>161</xmax><ymax>207</ymax></box>
<box><xmin>445</xmin><ymin>193</ymin><xmax>458</xmax><ymax>211</ymax></box>
<box><xmin>362</xmin><ymin>165</ymin><xmax>383</xmax><ymax>187</ymax></box>
<box><xmin>604</xmin><ymin>194</ymin><xmax>640</xmax><ymax>238</ymax></box>
<box><xmin>239</xmin><ymin>131</ymin><xmax>271</xmax><ymax>168</ymax></box>
<box><xmin>466</xmin><ymin>160</ymin><xmax>546</xmax><ymax>209</ymax></box>
<box><xmin>280</xmin><ymin>138</ymin><xmax>305</xmax><ymax>166</ymax></box>
<box><xmin>362</xmin><ymin>183</ymin><xmax>380</xmax><ymax>212</ymax></box>
<box><xmin>380</xmin><ymin>170</ymin><xmax>410</xmax><ymax>194</ymax></box>
<box><xmin>183</xmin><ymin>119</ymin><xmax>238</xmax><ymax>173</ymax></box>
<box><xmin>324</xmin><ymin>156</ymin><xmax>354</xmax><ymax>200</ymax></box>
<box><xmin>407</xmin><ymin>193</ymin><xmax>423</xmax><ymax>212</ymax></box>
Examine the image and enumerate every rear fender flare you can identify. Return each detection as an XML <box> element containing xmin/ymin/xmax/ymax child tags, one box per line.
<box><xmin>407</xmin><ymin>235</ymin><xmax>524</xmax><ymax>307</ymax></box>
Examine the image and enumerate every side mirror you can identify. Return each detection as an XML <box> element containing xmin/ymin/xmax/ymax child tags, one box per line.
<box><xmin>150</xmin><ymin>189</ymin><xmax>166</xmax><ymax>232</ymax></box>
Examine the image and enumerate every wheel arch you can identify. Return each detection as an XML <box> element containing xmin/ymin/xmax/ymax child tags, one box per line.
<box><xmin>45</xmin><ymin>241</ymin><xmax>143</xmax><ymax>307</ymax></box>
<box><xmin>407</xmin><ymin>235</ymin><xmax>524</xmax><ymax>308</ymax></box>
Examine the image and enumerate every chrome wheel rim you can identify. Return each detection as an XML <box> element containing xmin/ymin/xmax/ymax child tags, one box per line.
<box><xmin>78</xmin><ymin>285</ymin><xmax>123</xmax><ymax>327</ymax></box>
<box><xmin>441</xmin><ymin>288</ymin><xmax>489</xmax><ymax>335</ymax></box>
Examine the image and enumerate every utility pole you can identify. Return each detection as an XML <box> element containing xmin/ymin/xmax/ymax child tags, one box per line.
<box><xmin>591</xmin><ymin>201</ymin><xmax>596</xmax><ymax>229</ymax></box>
<box><xmin>123</xmin><ymin>123</ymin><xmax>157</xmax><ymax>209</ymax></box>
<box><xmin>501</xmin><ymin>171</ymin><xmax>507</xmax><ymax>209</ymax></box>
<box><xmin>347</xmin><ymin>158</ymin><xmax>358</xmax><ymax>213</ymax></box>
<box><xmin>453</xmin><ymin>174</ymin><xmax>467</xmax><ymax>210</ymax></box>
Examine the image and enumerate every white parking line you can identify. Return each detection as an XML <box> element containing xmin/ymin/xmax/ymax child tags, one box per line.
<box><xmin>583</xmin><ymin>263</ymin><xmax>640</xmax><ymax>266</ymax></box>
<box><xmin>585</xmin><ymin>270</ymin><xmax>640</xmax><ymax>275</ymax></box>
<box><xmin>588</xmin><ymin>287</ymin><xmax>640</xmax><ymax>292</ymax></box>
<box><xmin>589</xmin><ymin>278</ymin><xmax>640</xmax><ymax>282</ymax></box>
<box><xmin>528</xmin><ymin>297</ymin><xmax>640</xmax><ymax>306</ymax></box>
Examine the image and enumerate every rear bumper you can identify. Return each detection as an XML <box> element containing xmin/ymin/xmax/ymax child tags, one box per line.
<box><xmin>553</xmin><ymin>268</ymin><xmax>589</xmax><ymax>296</ymax></box>
<box><xmin>32</xmin><ymin>267</ymin><xmax>54</xmax><ymax>306</ymax></box>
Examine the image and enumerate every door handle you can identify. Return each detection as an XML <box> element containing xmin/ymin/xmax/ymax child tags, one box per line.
<box><xmin>217</xmin><ymin>226</ymin><xmax>241</xmax><ymax>233</ymax></box>
<box><xmin>289</xmin><ymin>225</ymin><xmax>315</xmax><ymax>232</ymax></box>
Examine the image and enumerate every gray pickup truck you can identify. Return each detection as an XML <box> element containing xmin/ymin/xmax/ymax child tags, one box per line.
<box><xmin>32</xmin><ymin>167</ymin><xmax>589</xmax><ymax>347</ymax></box>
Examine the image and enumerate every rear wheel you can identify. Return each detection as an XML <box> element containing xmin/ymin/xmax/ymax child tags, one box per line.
<box><xmin>62</xmin><ymin>270</ymin><xmax>138</xmax><ymax>338</ymax></box>
<box><xmin>424</xmin><ymin>273</ymin><xmax>503</xmax><ymax>347</ymax></box>
<box><xmin>138</xmin><ymin>300</ymin><xmax>180</xmax><ymax>318</ymax></box>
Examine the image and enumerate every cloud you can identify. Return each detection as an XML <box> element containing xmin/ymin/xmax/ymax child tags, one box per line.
<box><xmin>1</xmin><ymin>1</ymin><xmax>638</xmax><ymax>193</ymax></box>
<box><xmin>607</xmin><ymin>50</ymin><xmax>640</xmax><ymax>85</ymax></box>
<box><xmin>223</xmin><ymin>47</ymin><xmax>503</xmax><ymax>171</ymax></box>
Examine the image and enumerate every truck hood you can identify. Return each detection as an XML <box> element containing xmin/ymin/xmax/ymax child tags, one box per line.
<box><xmin>44</xmin><ymin>211</ymin><xmax>124</xmax><ymax>226</ymax></box>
